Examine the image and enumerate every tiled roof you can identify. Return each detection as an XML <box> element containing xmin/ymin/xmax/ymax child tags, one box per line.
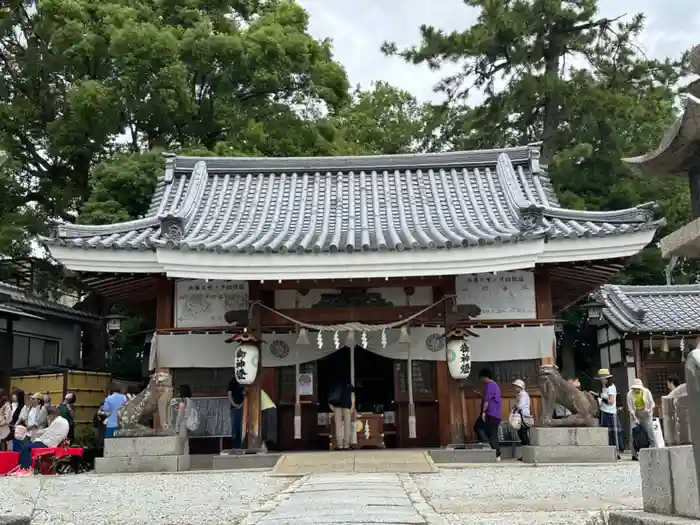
<box><xmin>44</xmin><ymin>146</ymin><xmax>662</xmax><ymax>254</ymax></box>
<box><xmin>596</xmin><ymin>284</ymin><xmax>700</xmax><ymax>333</ymax></box>
<box><xmin>0</xmin><ymin>282</ymin><xmax>101</xmax><ymax>322</ymax></box>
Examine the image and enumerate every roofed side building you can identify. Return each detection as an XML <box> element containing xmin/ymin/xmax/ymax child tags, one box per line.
<box><xmin>593</xmin><ymin>284</ymin><xmax>697</xmax><ymax>401</ymax></box>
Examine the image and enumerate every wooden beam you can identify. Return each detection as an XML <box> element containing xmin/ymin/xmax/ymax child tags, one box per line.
<box><xmin>155</xmin><ymin>277</ymin><xmax>174</xmax><ymax>331</ymax></box>
<box><xmin>259</xmin><ymin>304</ymin><xmax>446</xmax><ymax>328</ymax></box>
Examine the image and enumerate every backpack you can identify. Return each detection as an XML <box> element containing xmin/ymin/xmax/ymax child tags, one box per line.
<box><xmin>185</xmin><ymin>401</ymin><xmax>200</xmax><ymax>432</ymax></box>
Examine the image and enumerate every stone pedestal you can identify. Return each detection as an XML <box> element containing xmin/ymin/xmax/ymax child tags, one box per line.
<box><xmin>521</xmin><ymin>427</ymin><xmax>617</xmax><ymax>464</ymax></box>
<box><xmin>639</xmin><ymin>446</ymin><xmax>700</xmax><ymax>520</ymax></box>
<box><xmin>95</xmin><ymin>436</ymin><xmax>191</xmax><ymax>474</ymax></box>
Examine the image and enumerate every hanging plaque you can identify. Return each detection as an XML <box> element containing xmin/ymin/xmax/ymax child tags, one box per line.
<box><xmin>456</xmin><ymin>270</ymin><xmax>536</xmax><ymax>319</ymax></box>
<box><xmin>175</xmin><ymin>279</ymin><xmax>248</xmax><ymax>328</ymax></box>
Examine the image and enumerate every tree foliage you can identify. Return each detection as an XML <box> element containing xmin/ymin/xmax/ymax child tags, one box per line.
<box><xmin>384</xmin><ymin>2</ymin><xmax>692</xmax><ymax>285</ymax></box>
<box><xmin>0</xmin><ymin>0</ymin><xmax>349</xmax><ymax>237</ymax></box>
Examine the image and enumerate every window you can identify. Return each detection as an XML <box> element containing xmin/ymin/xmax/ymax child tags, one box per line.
<box><xmin>460</xmin><ymin>359</ymin><xmax>540</xmax><ymax>388</ymax></box>
<box><xmin>12</xmin><ymin>335</ymin><xmax>61</xmax><ymax>368</ymax></box>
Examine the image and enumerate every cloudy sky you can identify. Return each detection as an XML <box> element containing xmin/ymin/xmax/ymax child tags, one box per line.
<box><xmin>297</xmin><ymin>0</ymin><xmax>699</xmax><ymax>102</ymax></box>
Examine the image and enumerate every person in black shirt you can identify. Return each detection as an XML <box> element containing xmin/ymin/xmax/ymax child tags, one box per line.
<box><xmin>228</xmin><ymin>375</ymin><xmax>245</xmax><ymax>450</ymax></box>
<box><xmin>328</xmin><ymin>379</ymin><xmax>355</xmax><ymax>450</ymax></box>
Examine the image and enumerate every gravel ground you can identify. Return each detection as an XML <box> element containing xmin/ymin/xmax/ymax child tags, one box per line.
<box><xmin>0</xmin><ymin>471</ymin><xmax>292</xmax><ymax>525</ymax></box>
<box><xmin>415</xmin><ymin>463</ymin><xmax>642</xmax><ymax>524</ymax></box>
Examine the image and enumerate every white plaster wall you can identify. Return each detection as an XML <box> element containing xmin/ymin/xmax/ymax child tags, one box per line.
<box><xmin>609</xmin><ymin>343</ymin><xmax>622</xmax><ymax>365</ymax></box>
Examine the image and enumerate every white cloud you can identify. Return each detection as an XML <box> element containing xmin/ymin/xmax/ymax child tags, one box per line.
<box><xmin>297</xmin><ymin>0</ymin><xmax>696</xmax><ymax>103</ymax></box>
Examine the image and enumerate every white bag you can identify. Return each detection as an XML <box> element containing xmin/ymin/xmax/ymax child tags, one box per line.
<box><xmin>652</xmin><ymin>418</ymin><xmax>665</xmax><ymax>448</ymax></box>
<box><xmin>509</xmin><ymin>412</ymin><xmax>522</xmax><ymax>431</ymax></box>
<box><xmin>185</xmin><ymin>400</ymin><xmax>200</xmax><ymax>432</ymax></box>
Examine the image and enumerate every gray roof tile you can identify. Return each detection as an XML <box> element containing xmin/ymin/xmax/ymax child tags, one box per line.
<box><xmin>44</xmin><ymin>146</ymin><xmax>662</xmax><ymax>254</ymax></box>
<box><xmin>597</xmin><ymin>284</ymin><xmax>700</xmax><ymax>333</ymax></box>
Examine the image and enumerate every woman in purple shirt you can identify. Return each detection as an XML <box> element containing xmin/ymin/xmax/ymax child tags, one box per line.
<box><xmin>478</xmin><ymin>368</ymin><xmax>502</xmax><ymax>461</ymax></box>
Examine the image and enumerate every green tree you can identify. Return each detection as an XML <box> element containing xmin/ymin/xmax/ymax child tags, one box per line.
<box><xmin>331</xmin><ymin>82</ymin><xmax>433</xmax><ymax>155</ymax></box>
<box><xmin>384</xmin><ymin>3</ymin><xmax>691</xmax><ymax>285</ymax></box>
<box><xmin>0</xmin><ymin>0</ymin><xmax>349</xmax><ymax>242</ymax></box>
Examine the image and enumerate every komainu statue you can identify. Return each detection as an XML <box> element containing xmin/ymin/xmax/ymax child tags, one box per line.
<box><xmin>538</xmin><ymin>364</ymin><xmax>599</xmax><ymax>427</ymax></box>
<box><xmin>115</xmin><ymin>372</ymin><xmax>174</xmax><ymax>437</ymax></box>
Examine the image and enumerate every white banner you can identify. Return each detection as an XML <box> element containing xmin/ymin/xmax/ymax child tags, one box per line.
<box><xmin>174</xmin><ymin>279</ymin><xmax>248</xmax><ymax>328</ymax></box>
<box><xmin>456</xmin><ymin>270</ymin><xmax>536</xmax><ymax>319</ymax></box>
<box><xmin>152</xmin><ymin>326</ymin><xmax>554</xmax><ymax>368</ymax></box>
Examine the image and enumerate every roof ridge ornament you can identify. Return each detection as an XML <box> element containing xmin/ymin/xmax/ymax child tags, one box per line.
<box><xmin>157</xmin><ymin>161</ymin><xmax>209</xmax><ymax>244</ymax></box>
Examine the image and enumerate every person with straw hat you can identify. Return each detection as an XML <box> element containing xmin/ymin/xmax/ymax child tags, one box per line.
<box><xmin>627</xmin><ymin>378</ymin><xmax>655</xmax><ymax>459</ymax></box>
<box><xmin>594</xmin><ymin>368</ymin><xmax>624</xmax><ymax>459</ymax></box>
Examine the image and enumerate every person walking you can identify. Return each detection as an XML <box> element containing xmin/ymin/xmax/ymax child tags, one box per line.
<box><xmin>627</xmin><ymin>378</ymin><xmax>655</xmax><ymax>459</ymax></box>
<box><xmin>228</xmin><ymin>374</ymin><xmax>245</xmax><ymax>452</ymax></box>
<box><xmin>666</xmin><ymin>375</ymin><xmax>680</xmax><ymax>393</ymax></box>
<box><xmin>595</xmin><ymin>368</ymin><xmax>624</xmax><ymax>459</ymax></box>
<box><xmin>479</xmin><ymin>368</ymin><xmax>502</xmax><ymax>461</ymax></box>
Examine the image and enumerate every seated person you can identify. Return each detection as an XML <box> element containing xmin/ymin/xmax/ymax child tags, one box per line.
<box><xmin>13</xmin><ymin>406</ymin><xmax>69</xmax><ymax>475</ymax></box>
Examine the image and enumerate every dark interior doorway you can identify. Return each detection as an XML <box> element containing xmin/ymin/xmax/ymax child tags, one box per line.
<box><xmin>317</xmin><ymin>346</ymin><xmax>395</xmax><ymax>415</ymax></box>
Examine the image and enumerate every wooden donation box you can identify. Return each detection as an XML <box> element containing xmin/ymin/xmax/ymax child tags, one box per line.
<box><xmin>328</xmin><ymin>412</ymin><xmax>385</xmax><ymax>449</ymax></box>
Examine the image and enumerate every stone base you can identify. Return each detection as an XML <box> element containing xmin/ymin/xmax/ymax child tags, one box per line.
<box><xmin>97</xmin><ymin>436</ymin><xmax>190</xmax><ymax>474</ymax></box>
<box><xmin>608</xmin><ymin>511</ymin><xmax>700</xmax><ymax>524</ymax></box>
<box><xmin>429</xmin><ymin>448</ymin><xmax>497</xmax><ymax>463</ymax></box>
<box><xmin>521</xmin><ymin>445</ymin><xmax>617</xmax><ymax>463</ymax></box>
<box><xmin>212</xmin><ymin>453</ymin><xmax>282</xmax><ymax>470</ymax></box>
<box><xmin>530</xmin><ymin>426</ymin><xmax>609</xmax><ymax>446</ymax></box>
<box><xmin>95</xmin><ymin>454</ymin><xmax>191</xmax><ymax>473</ymax></box>
<box><xmin>104</xmin><ymin>435</ymin><xmax>186</xmax><ymax>457</ymax></box>
<box><xmin>641</xmin><ymin>446</ymin><xmax>700</xmax><ymax>519</ymax></box>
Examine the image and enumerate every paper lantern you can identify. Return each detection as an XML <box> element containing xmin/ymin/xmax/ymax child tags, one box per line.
<box><xmin>445</xmin><ymin>328</ymin><xmax>476</xmax><ymax>380</ymax></box>
<box><xmin>227</xmin><ymin>332</ymin><xmax>262</xmax><ymax>385</ymax></box>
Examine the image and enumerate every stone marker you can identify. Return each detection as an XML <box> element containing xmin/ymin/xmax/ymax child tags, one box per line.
<box><xmin>686</xmin><ymin>349</ymin><xmax>700</xmax><ymax>510</ymax></box>
<box><xmin>661</xmin><ymin>384</ymin><xmax>691</xmax><ymax>445</ymax></box>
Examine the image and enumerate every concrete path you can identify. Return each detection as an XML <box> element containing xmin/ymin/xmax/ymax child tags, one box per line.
<box><xmin>272</xmin><ymin>450</ymin><xmax>438</xmax><ymax>475</ymax></box>
<box><xmin>242</xmin><ymin>473</ymin><xmax>445</xmax><ymax>525</ymax></box>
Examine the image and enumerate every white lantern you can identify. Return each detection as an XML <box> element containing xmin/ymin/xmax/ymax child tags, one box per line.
<box><xmin>445</xmin><ymin>328</ymin><xmax>476</xmax><ymax>380</ymax></box>
<box><xmin>227</xmin><ymin>332</ymin><xmax>262</xmax><ymax>385</ymax></box>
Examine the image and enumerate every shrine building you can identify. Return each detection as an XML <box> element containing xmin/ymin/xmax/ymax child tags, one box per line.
<box><xmin>42</xmin><ymin>145</ymin><xmax>662</xmax><ymax>451</ymax></box>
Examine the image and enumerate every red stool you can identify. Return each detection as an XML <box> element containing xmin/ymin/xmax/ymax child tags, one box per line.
<box><xmin>0</xmin><ymin>451</ymin><xmax>20</xmax><ymax>475</ymax></box>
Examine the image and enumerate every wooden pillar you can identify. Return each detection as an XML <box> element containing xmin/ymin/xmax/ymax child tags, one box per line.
<box><xmin>153</xmin><ymin>276</ymin><xmax>174</xmax><ymax>429</ymax></box>
<box><xmin>242</xmin><ymin>281</ymin><xmax>262</xmax><ymax>449</ymax></box>
<box><xmin>434</xmin><ymin>276</ymin><xmax>462</xmax><ymax>446</ymax></box>
<box><xmin>534</xmin><ymin>267</ymin><xmax>555</xmax><ymax>365</ymax></box>
<box><xmin>155</xmin><ymin>276</ymin><xmax>174</xmax><ymax>374</ymax></box>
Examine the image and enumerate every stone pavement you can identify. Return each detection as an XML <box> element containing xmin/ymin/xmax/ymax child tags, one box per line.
<box><xmin>272</xmin><ymin>450</ymin><xmax>438</xmax><ymax>475</ymax></box>
<box><xmin>242</xmin><ymin>473</ymin><xmax>443</xmax><ymax>525</ymax></box>
<box><xmin>0</xmin><ymin>463</ymin><xmax>643</xmax><ymax>525</ymax></box>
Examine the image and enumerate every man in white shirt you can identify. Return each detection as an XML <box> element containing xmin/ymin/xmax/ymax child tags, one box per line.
<box><xmin>15</xmin><ymin>406</ymin><xmax>69</xmax><ymax>473</ymax></box>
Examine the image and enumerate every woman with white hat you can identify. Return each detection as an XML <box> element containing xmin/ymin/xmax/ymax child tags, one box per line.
<box><xmin>627</xmin><ymin>378</ymin><xmax>655</xmax><ymax>459</ymax></box>
<box><xmin>595</xmin><ymin>368</ymin><xmax>624</xmax><ymax>458</ymax></box>
<box><xmin>511</xmin><ymin>379</ymin><xmax>533</xmax><ymax>448</ymax></box>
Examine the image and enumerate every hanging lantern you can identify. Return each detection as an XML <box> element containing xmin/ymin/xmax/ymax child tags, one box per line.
<box><xmin>226</xmin><ymin>331</ymin><xmax>263</xmax><ymax>386</ymax></box>
<box><xmin>662</xmin><ymin>338</ymin><xmax>670</xmax><ymax>353</ymax></box>
<box><xmin>445</xmin><ymin>328</ymin><xmax>478</xmax><ymax>380</ymax></box>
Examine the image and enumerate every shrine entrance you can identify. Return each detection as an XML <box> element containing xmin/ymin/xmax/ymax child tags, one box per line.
<box><xmin>317</xmin><ymin>346</ymin><xmax>396</xmax><ymax>446</ymax></box>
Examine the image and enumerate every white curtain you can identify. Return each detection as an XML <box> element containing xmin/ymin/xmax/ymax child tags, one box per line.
<box><xmin>153</xmin><ymin>326</ymin><xmax>554</xmax><ymax>368</ymax></box>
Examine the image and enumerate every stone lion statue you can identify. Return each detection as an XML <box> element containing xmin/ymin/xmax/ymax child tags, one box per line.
<box><xmin>538</xmin><ymin>364</ymin><xmax>599</xmax><ymax>427</ymax></box>
<box><xmin>115</xmin><ymin>372</ymin><xmax>174</xmax><ymax>437</ymax></box>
